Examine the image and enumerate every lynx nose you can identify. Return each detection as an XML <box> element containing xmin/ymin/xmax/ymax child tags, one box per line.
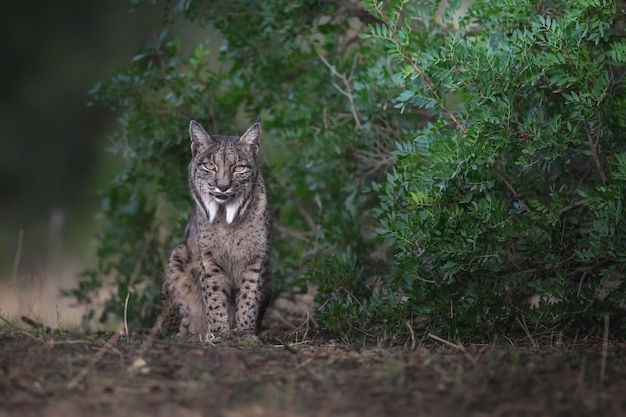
<box><xmin>215</xmin><ymin>170</ymin><xmax>231</xmax><ymax>193</ymax></box>
<box><xmin>216</xmin><ymin>184</ymin><xmax>230</xmax><ymax>193</ymax></box>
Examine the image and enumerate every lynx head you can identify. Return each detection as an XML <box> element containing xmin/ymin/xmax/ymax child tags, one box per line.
<box><xmin>188</xmin><ymin>120</ymin><xmax>261</xmax><ymax>224</ymax></box>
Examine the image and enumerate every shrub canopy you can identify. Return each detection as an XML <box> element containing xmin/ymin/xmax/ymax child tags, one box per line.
<box><xmin>74</xmin><ymin>0</ymin><xmax>626</xmax><ymax>341</ymax></box>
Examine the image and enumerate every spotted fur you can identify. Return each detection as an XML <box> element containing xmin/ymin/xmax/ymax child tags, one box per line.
<box><xmin>159</xmin><ymin>119</ymin><xmax>272</xmax><ymax>338</ymax></box>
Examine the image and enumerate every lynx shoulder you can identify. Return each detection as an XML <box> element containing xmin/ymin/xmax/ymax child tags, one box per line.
<box><xmin>158</xmin><ymin>119</ymin><xmax>272</xmax><ymax>339</ymax></box>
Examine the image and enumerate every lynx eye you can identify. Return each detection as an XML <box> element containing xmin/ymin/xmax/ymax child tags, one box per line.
<box><xmin>233</xmin><ymin>165</ymin><xmax>248</xmax><ymax>173</ymax></box>
<box><xmin>201</xmin><ymin>162</ymin><xmax>216</xmax><ymax>172</ymax></box>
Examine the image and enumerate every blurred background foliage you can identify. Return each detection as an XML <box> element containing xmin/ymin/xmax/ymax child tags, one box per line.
<box><xmin>12</xmin><ymin>0</ymin><xmax>626</xmax><ymax>342</ymax></box>
<box><xmin>0</xmin><ymin>1</ymin><xmax>166</xmax><ymax>276</ymax></box>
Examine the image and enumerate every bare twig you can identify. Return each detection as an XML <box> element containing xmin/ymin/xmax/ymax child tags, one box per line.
<box><xmin>14</xmin><ymin>330</ymin><xmax>45</xmax><ymax>343</ymax></box>
<box><xmin>316</xmin><ymin>50</ymin><xmax>362</xmax><ymax>128</ymax></box>
<box><xmin>48</xmin><ymin>339</ymin><xmax>103</xmax><ymax>346</ymax></box>
<box><xmin>353</xmin><ymin>147</ymin><xmax>396</xmax><ymax>179</ymax></box>
<box><xmin>271</xmin><ymin>338</ymin><xmax>299</xmax><ymax>354</ymax></box>
<box><xmin>586</xmin><ymin>124</ymin><xmax>607</xmax><ymax>186</ymax></box>
<box><xmin>428</xmin><ymin>332</ymin><xmax>460</xmax><ymax>349</ymax></box>
<box><xmin>576</xmin><ymin>271</ymin><xmax>589</xmax><ymax>298</ymax></box>
<box><xmin>415</xmin><ymin>275</ymin><xmax>438</xmax><ymax>284</ymax></box>
<box><xmin>491</xmin><ymin>165</ymin><xmax>530</xmax><ymax>212</ymax></box>
<box><xmin>376</xmin><ymin>5</ymin><xmax>467</xmax><ymax>134</ymax></box>
<box><xmin>66</xmin><ymin>332</ymin><xmax>119</xmax><ymax>390</ymax></box>
<box><xmin>274</xmin><ymin>222</ymin><xmax>312</xmax><ymax>241</ymax></box>
<box><xmin>516</xmin><ymin>316</ymin><xmax>538</xmax><ymax>349</ymax></box>
<box><xmin>405</xmin><ymin>320</ymin><xmax>416</xmax><ymax>349</ymax></box>
<box><xmin>559</xmin><ymin>199</ymin><xmax>586</xmax><ymax>216</ymax></box>
<box><xmin>427</xmin><ymin>333</ymin><xmax>479</xmax><ymax>365</ymax></box>
<box><xmin>270</xmin><ymin>310</ymin><xmax>300</xmax><ymax>331</ymax></box>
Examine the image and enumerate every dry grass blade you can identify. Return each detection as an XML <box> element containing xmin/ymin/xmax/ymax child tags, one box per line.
<box><xmin>516</xmin><ymin>316</ymin><xmax>539</xmax><ymax>349</ymax></box>
<box><xmin>428</xmin><ymin>333</ymin><xmax>480</xmax><ymax>366</ymax></box>
<box><xmin>428</xmin><ymin>332</ymin><xmax>459</xmax><ymax>349</ymax></box>
<box><xmin>0</xmin><ymin>314</ymin><xmax>18</xmax><ymax>329</ymax></box>
<box><xmin>124</xmin><ymin>293</ymin><xmax>130</xmax><ymax>339</ymax></box>
<box><xmin>405</xmin><ymin>321</ymin><xmax>416</xmax><ymax>350</ymax></box>
<box><xmin>11</xmin><ymin>230</ymin><xmax>24</xmax><ymax>281</ymax></box>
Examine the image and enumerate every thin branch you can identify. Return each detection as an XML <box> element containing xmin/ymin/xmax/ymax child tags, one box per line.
<box><xmin>405</xmin><ymin>320</ymin><xmax>416</xmax><ymax>349</ymax></box>
<box><xmin>354</xmin><ymin>148</ymin><xmax>395</xmax><ymax>179</ymax></box>
<box><xmin>376</xmin><ymin>5</ymin><xmax>467</xmax><ymax>135</ymax></box>
<box><xmin>559</xmin><ymin>200</ymin><xmax>586</xmax><ymax>216</ymax></box>
<box><xmin>316</xmin><ymin>50</ymin><xmax>362</xmax><ymax>128</ymax></box>
<box><xmin>491</xmin><ymin>165</ymin><xmax>530</xmax><ymax>212</ymax></box>
<box><xmin>274</xmin><ymin>222</ymin><xmax>312</xmax><ymax>241</ymax></box>
<box><xmin>66</xmin><ymin>332</ymin><xmax>119</xmax><ymax>390</ymax></box>
<box><xmin>516</xmin><ymin>316</ymin><xmax>539</xmax><ymax>349</ymax></box>
<box><xmin>427</xmin><ymin>333</ymin><xmax>479</xmax><ymax>365</ymax></box>
<box><xmin>415</xmin><ymin>275</ymin><xmax>437</xmax><ymax>284</ymax></box>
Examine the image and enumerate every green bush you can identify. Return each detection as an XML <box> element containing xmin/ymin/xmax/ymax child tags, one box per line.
<box><xmin>73</xmin><ymin>0</ymin><xmax>626</xmax><ymax>342</ymax></box>
<box><xmin>71</xmin><ymin>0</ymin><xmax>406</xmax><ymax>330</ymax></box>
<box><xmin>369</xmin><ymin>0</ymin><xmax>626</xmax><ymax>338</ymax></box>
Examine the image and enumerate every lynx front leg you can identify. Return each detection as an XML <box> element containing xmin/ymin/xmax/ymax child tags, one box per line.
<box><xmin>235</xmin><ymin>258</ymin><xmax>268</xmax><ymax>334</ymax></box>
<box><xmin>163</xmin><ymin>244</ymin><xmax>207</xmax><ymax>336</ymax></box>
<box><xmin>200</xmin><ymin>263</ymin><xmax>231</xmax><ymax>337</ymax></box>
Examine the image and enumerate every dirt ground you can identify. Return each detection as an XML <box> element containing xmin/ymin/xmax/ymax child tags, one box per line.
<box><xmin>1</xmin><ymin>312</ymin><xmax>626</xmax><ymax>417</ymax></box>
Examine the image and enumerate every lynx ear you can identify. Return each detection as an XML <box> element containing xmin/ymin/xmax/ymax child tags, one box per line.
<box><xmin>189</xmin><ymin>120</ymin><xmax>212</xmax><ymax>155</ymax></box>
<box><xmin>239</xmin><ymin>121</ymin><xmax>261</xmax><ymax>157</ymax></box>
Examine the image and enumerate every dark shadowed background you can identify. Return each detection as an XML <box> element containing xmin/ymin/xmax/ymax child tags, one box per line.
<box><xmin>0</xmin><ymin>1</ymin><xmax>165</xmax><ymax>324</ymax></box>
